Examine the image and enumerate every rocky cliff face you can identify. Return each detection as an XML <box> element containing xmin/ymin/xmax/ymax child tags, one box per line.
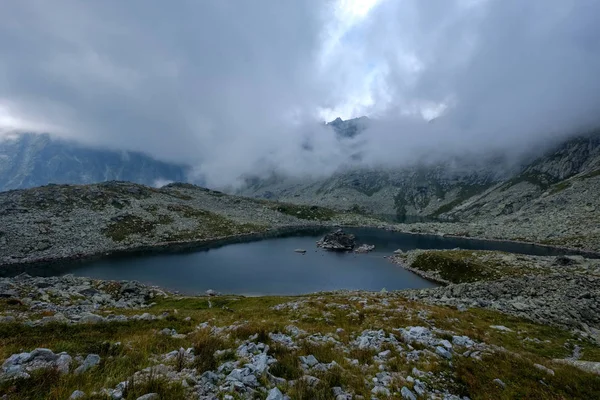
<box><xmin>441</xmin><ymin>131</ymin><xmax>600</xmax><ymax>222</ymax></box>
<box><xmin>239</xmin><ymin>160</ymin><xmax>513</xmax><ymax>222</ymax></box>
<box><xmin>239</xmin><ymin>131</ymin><xmax>600</xmax><ymax>225</ymax></box>
<box><xmin>0</xmin><ymin>133</ymin><xmax>189</xmax><ymax>191</ymax></box>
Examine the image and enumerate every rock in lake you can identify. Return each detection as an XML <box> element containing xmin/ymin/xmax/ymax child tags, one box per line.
<box><xmin>316</xmin><ymin>229</ymin><xmax>356</xmax><ymax>251</ymax></box>
<box><xmin>354</xmin><ymin>244</ymin><xmax>375</xmax><ymax>253</ymax></box>
<box><xmin>294</xmin><ymin>248</ymin><xmax>307</xmax><ymax>253</ymax></box>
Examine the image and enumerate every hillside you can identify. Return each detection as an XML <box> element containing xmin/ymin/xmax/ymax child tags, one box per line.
<box><xmin>239</xmin><ymin>131</ymin><xmax>600</xmax><ymax>223</ymax></box>
<box><xmin>0</xmin><ymin>133</ymin><xmax>188</xmax><ymax>191</ymax></box>
<box><xmin>0</xmin><ymin>181</ymin><xmax>375</xmax><ymax>267</ymax></box>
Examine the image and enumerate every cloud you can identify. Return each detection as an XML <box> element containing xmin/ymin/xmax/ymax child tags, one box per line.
<box><xmin>0</xmin><ymin>0</ymin><xmax>599</xmax><ymax>187</ymax></box>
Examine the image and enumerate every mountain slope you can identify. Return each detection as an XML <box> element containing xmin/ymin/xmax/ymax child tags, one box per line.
<box><xmin>239</xmin><ymin>159</ymin><xmax>515</xmax><ymax>222</ymax></box>
<box><xmin>0</xmin><ymin>133</ymin><xmax>189</xmax><ymax>191</ymax></box>
<box><xmin>440</xmin><ymin>131</ymin><xmax>600</xmax><ymax>222</ymax></box>
<box><xmin>0</xmin><ymin>181</ymin><xmax>373</xmax><ymax>266</ymax></box>
<box><xmin>239</xmin><ymin>130</ymin><xmax>600</xmax><ymax>224</ymax></box>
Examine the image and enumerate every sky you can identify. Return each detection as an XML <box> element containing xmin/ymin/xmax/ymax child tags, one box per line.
<box><xmin>1</xmin><ymin>0</ymin><xmax>599</xmax><ymax>187</ymax></box>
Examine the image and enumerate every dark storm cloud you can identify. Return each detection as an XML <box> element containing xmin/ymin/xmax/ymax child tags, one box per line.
<box><xmin>1</xmin><ymin>0</ymin><xmax>599</xmax><ymax>186</ymax></box>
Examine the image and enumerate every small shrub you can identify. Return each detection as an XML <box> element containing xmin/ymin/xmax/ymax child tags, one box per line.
<box><xmin>192</xmin><ymin>333</ymin><xmax>228</xmax><ymax>373</ymax></box>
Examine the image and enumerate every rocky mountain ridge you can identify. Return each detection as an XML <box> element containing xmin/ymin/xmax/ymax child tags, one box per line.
<box><xmin>0</xmin><ymin>132</ymin><xmax>189</xmax><ymax>191</ymax></box>
<box><xmin>239</xmin><ymin>130</ymin><xmax>600</xmax><ymax>225</ymax></box>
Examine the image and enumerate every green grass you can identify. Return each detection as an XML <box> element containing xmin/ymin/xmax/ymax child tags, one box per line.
<box><xmin>579</xmin><ymin>168</ymin><xmax>600</xmax><ymax>180</ymax></box>
<box><xmin>455</xmin><ymin>352</ymin><xmax>600</xmax><ymax>400</ymax></box>
<box><xmin>500</xmin><ymin>171</ymin><xmax>557</xmax><ymax>192</ymax></box>
<box><xmin>103</xmin><ymin>215</ymin><xmax>158</xmax><ymax>242</ymax></box>
<box><xmin>409</xmin><ymin>250</ymin><xmax>524</xmax><ymax>283</ymax></box>
<box><xmin>548</xmin><ymin>180</ymin><xmax>572</xmax><ymax>194</ymax></box>
<box><xmin>431</xmin><ymin>183</ymin><xmax>492</xmax><ymax>217</ymax></box>
<box><xmin>270</xmin><ymin>202</ymin><xmax>336</xmax><ymax>221</ymax></box>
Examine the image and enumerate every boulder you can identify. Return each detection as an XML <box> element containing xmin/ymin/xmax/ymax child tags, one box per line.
<box><xmin>266</xmin><ymin>388</ymin><xmax>284</xmax><ymax>400</ymax></box>
<box><xmin>79</xmin><ymin>312</ymin><xmax>105</xmax><ymax>324</ymax></box>
<box><xmin>70</xmin><ymin>390</ymin><xmax>85</xmax><ymax>399</ymax></box>
<box><xmin>354</xmin><ymin>244</ymin><xmax>375</xmax><ymax>253</ymax></box>
<box><xmin>316</xmin><ymin>229</ymin><xmax>356</xmax><ymax>251</ymax></box>
<box><xmin>74</xmin><ymin>354</ymin><xmax>101</xmax><ymax>374</ymax></box>
<box><xmin>136</xmin><ymin>394</ymin><xmax>159</xmax><ymax>400</ymax></box>
<box><xmin>401</xmin><ymin>386</ymin><xmax>417</xmax><ymax>400</ymax></box>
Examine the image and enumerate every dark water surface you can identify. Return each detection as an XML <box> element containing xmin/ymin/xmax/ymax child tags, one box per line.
<box><xmin>11</xmin><ymin>228</ymin><xmax>582</xmax><ymax>295</ymax></box>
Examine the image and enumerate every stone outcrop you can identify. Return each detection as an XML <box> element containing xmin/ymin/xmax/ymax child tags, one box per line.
<box><xmin>403</xmin><ymin>272</ymin><xmax>600</xmax><ymax>333</ymax></box>
<box><xmin>316</xmin><ymin>229</ymin><xmax>356</xmax><ymax>251</ymax></box>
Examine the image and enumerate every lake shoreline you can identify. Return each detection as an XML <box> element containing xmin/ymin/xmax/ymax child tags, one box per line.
<box><xmin>2</xmin><ymin>222</ymin><xmax>598</xmax><ymax>276</ymax></box>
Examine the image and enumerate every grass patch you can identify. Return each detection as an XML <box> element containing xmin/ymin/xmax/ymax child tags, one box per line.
<box><xmin>164</xmin><ymin>206</ymin><xmax>266</xmax><ymax>241</ymax></box>
<box><xmin>270</xmin><ymin>202</ymin><xmax>336</xmax><ymax>221</ymax></box>
<box><xmin>410</xmin><ymin>251</ymin><xmax>510</xmax><ymax>283</ymax></box>
<box><xmin>548</xmin><ymin>180</ymin><xmax>572</xmax><ymax>194</ymax></box>
<box><xmin>500</xmin><ymin>171</ymin><xmax>557</xmax><ymax>192</ymax></box>
<box><xmin>455</xmin><ymin>352</ymin><xmax>600</xmax><ymax>400</ymax></box>
<box><xmin>431</xmin><ymin>183</ymin><xmax>492</xmax><ymax>217</ymax></box>
<box><xmin>103</xmin><ymin>215</ymin><xmax>157</xmax><ymax>242</ymax></box>
<box><xmin>191</xmin><ymin>331</ymin><xmax>229</xmax><ymax>373</ymax></box>
<box><xmin>121</xmin><ymin>372</ymin><xmax>186</xmax><ymax>400</ymax></box>
<box><xmin>269</xmin><ymin>344</ymin><xmax>303</xmax><ymax>380</ymax></box>
<box><xmin>579</xmin><ymin>168</ymin><xmax>600</xmax><ymax>180</ymax></box>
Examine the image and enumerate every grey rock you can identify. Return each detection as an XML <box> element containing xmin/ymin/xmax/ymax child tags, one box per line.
<box><xmin>70</xmin><ymin>390</ymin><xmax>86</xmax><ymax>399</ymax></box>
<box><xmin>378</xmin><ymin>350</ymin><xmax>391</xmax><ymax>358</ymax></box>
<box><xmin>354</xmin><ymin>244</ymin><xmax>375</xmax><ymax>253</ymax></box>
<box><xmin>27</xmin><ymin>348</ymin><xmax>58</xmax><ymax>363</ymax></box>
<box><xmin>136</xmin><ymin>313</ymin><xmax>155</xmax><ymax>321</ymax></box>
<box><xmin>414</xmin><ymin>379</ymin><xmax>426</xmax><ymax>396</ymax></box>
<box><xmin>490</xmin><ymin>325</ymin><xmax>513</xmax><ymax>332</ymax></box>
<box><xmin>75</xmin><ymin>354</ymin><xmax>101</xmax><ymax>374</ymax></box>
<box><xmin>56</xmin><ymin>354</ymin><xmax>72</xmax><ymax>374</ymax></box>
<box><xmin>266</xmin><ymin>388</ymin><xmax>284</xmax><ymax>400</ymax></box>
<box><xmin>452</xmin><ymin>335</ymin><xmax>474</xmax><ymax>348</ymax></box>
<box><xmin>226</xmin><ymin>368</ymin><xmax>248</xmax><ymax>382</ymax></box>
<box><xmin>300</xmin><ymin>355</ymin><xmax>319</xmax><ymax>367</ymax></box>
<box><xmin>435</xmin><ymin>346</ymin><xmax>452</xmax><ymax>359</ymax></box>
<box><xmin>136</xmin><ymin>394</ymin><xmax>159</xmax><ymax>400</ymax></box>
<box><xmin>372</xmin><ymin>386</ymin><xmax>391</xmax><ymax>396</ymax></box>
<box><xmin>401</xmin><ymin>386</ymin><xmax>417</xmax><ymax>400</ymax></box>
<box><xmin>0</xmin><ymin>289</ymin><xmax>18</xmax><ymax>298</ymax></box>
<box><xmin>316</xmin><ymin>229</ymin><xmax>356</xmax><ymax>251</ymax></box>
<box><xmin>533</xmin><ymin>363</ymin><xmax>555</xmax><ymax>376</ymax></box>
<box><xmin>79</xmin><ymin>312</ymin><xmax>105</xmax><ymax>324</ymax></box>
<box><xmin>493</xmin><ymin>378</ymin><xmax>506</xmax><ymax>389</ymax></box>
<box><xmin>302</xmin><ymin>375</ymin><xmax>320</xmax><ymax>386</ymax></box>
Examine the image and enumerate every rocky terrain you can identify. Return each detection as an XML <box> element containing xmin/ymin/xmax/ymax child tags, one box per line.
<box><xmin>1</xmin><ymin>273</ymin><xmax>599</xmax><ymax>399</ymax></box>
<box><xmin>0</xmin><ymin>181</ymin><xmax>376</xmax><ymax>267</ymax></box>
<box><xmin>0</xmin><ymin>132</ymin><xmax>188</xmax><ymax>191</ymax></box>
<box><xmin>392</xmin><ymin>250</ymin><xmax>600</xmax><ymax>335</ymax></box>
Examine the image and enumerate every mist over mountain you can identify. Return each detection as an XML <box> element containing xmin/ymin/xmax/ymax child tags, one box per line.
<box><xmin>0</xmin><ymin>132</ymin><xmax>188</xmax><ymax>191</ymax></box>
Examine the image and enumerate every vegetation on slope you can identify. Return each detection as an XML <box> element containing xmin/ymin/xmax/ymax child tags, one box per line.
<box><xmin>1</xmin><ymin>292</ymin><xmax>599</xmax><ymax>399</ymax></box>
